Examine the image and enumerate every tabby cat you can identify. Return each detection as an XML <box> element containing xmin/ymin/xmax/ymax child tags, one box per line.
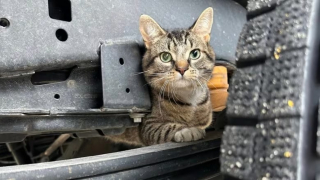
<box><xmin>110</xmin><ymin>7</ymin><xmax>215</xmax><ymax>146</ymax></box>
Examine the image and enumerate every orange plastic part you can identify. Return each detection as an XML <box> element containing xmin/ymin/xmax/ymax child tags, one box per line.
<box><xmin>207</xmin><ymin>66</ymin><xmax>229</xmax><ymax>112</ymax></box>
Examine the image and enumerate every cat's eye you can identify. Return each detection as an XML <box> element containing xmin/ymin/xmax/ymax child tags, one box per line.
<box><xmin>160</xmin><ymin>52</ymin><xmax>172</xmax><ymax>63</ymax></box>
<box><xmin>189</xmin><ymin>49</ymin><xmax>201</xmax><ymax>60</ymax></box>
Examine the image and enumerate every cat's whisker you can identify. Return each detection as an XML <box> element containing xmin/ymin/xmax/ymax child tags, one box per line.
<box><xmin>198</xmin><ymin>77</ymin><xmax>212</xmax><ymax>88</ymax></box>
<box><xmin>170</xmin><ymin>81</ymin><xmax>179</xmax><ymax>106</ymax></box>
<box><xmin>145</xmin><ymin>75</ymin><xmax>162</xmax><ymax>77</ymax></box>
<box><xmin>198</xmin><ymin>75</ymin><xmax>209</xmax><ymax>82</ymax></box>
<box><xmin>191</xmin><ymin>79</ymin><xmax>197</xmax><ymax>95</ymax></box>
<box><xmin>144</xmin><ymin>76</ymin><xmax>166</xmax><ymax>86</ymax></box>
<box><xmin>145</xmin><ymin>73</ymin><xmax>167</xmax><ymax>77</ymax></box>
<box><xmin>159</xmin><ymin>80</ymin><xmax>169</xmax><ymax>101</ymax></box>
<box><xmin>169</xmin><ymin>82</ymin><xmax>178</xmax><ymax>123</ymax></box>
<box><xmin>157</xmin><ymin>80</ymin><xmax>169</xmax><ymax>117</ymax></box>
<box><xmin>161</xmin><ymin>80</ymin><xmax>170</xmax><ymax>102</ymax></box>
<box><xmin>167</xmin><ymin>81</ymin><xmax>177</xmax><ymax>111</ymax></box>
<box><xmin>196</xmin><ymin>78</ymin><xmax>206</xmax><ymax>91</ymax></box>
<box><xmin>193</xmin><ymin>68</ymin><xmax>208</xmax><ymax>81</ymax></box>
<box><xmin>159</xmin><ymin>80</ymin><xmax>170</xmax><ymax>117</ymax></box>
<box><xmin>198</xmin><ymin>75</ymin><xmax>207</xmax><ymax>81</ymax></box>
<box><xmin>131</xmin><ymin>70</ymin><xmax>152</xmax><ymax>76</ymax></box>
<box><xmin>193</xmin><ymin>67</ymin><xmax>210</xmax><ymax>82</ymax></box>
<box><xmin>132</xmin><ymin>70</ymin><xmax>165</xmax><ymax>76</ymax></box>
<box><xmin>172</xmin><ymin>84</ymin><xmax>183</xmax><ymax>102</ymax></box>
<box><xmin>193</xmin><ymin>72</ymin><xmax>207</xmax><ymax>86</ymax></box>
<box><xmin>198</xmin><ymin>75</ymin><xmax>219</xmax><ymax>88</ymax></box>
<box><xmin>146</xmin><ymin>73</ymin><xmax>165</xmax><ymax>75</ymax></box>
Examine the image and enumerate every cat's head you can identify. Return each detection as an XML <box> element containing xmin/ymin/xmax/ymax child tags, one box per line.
<box><xmin>139</xmin><ymin>8</ymin><xmax>215</xmax><ymax>92</ymax></box>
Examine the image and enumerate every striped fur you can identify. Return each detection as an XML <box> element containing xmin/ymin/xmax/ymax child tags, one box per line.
<box><xmin>108</xmin><ymin>8</ymin><xmax>215</xmax><ymax>146</ymax></box>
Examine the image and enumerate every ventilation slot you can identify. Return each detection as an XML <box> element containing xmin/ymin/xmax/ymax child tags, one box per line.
<box><xmin>48</xmin><ymin>0</ymin><xmax>72</xmax><ymax>22</ymax></box>
<box><xmin>31</xmin><ymin>67</ymin><xmax>74</xmax><ymax>85</ymax></box>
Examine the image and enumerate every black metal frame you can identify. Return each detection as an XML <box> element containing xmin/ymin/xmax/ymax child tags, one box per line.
<box><xmin>0</xmin><ymin>131</ymin><xmax>221</xmax><ymax>180</ymax></box>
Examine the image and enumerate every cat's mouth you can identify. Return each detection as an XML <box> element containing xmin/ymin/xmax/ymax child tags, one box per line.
<box><xmin>175</xmin><ymin>73</ymin><xmax>189</xmax><ymax>80</ymax></box>
<box><xmin>175</xmin><ymin>74</ymin><xmax>195</xmax><ymax>81</ymax></box>
<box><xmin>174</xmin><ymin>78</ymin><xmax>196</xmax><ymax>88</ymax></box>
<box><xmin>175</xmin><ymin>76</ymin><xmax>189</xmax><ymax>82</ymax></box>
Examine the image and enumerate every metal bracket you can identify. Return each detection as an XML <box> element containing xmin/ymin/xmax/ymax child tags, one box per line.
<box><xmin>101</xmin><ymin>42</ymin><xmax>151</xmax><ymax>111</ymax></box>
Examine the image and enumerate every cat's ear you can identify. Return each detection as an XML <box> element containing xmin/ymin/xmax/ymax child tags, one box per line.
<box><xmin>139</xmin><ymin>15</ymin><xmax>166</xmax><ymax>49</ymax></box>
<box><xmin>191</xmin><ymin>7</ymin><xmax>214</xmax><ymax>43</ymax></box>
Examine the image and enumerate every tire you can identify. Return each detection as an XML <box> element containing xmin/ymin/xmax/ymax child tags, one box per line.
<box><xmin>220</xmin><ymin>0</ymin><xmax>320</xmax><ymax>179</ymax></box>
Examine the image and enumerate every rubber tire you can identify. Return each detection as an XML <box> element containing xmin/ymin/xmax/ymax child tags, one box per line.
<box><xmin>220</xmin><ymin>0</ymin><xmax>320</xmax><ymax>179</ymax></box>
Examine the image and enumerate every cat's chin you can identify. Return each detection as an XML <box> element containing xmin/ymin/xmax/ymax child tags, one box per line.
<box><xmin>174</xmin><ymin>79</ymin><xmax>193</xmax><ymax>88</ymax></box>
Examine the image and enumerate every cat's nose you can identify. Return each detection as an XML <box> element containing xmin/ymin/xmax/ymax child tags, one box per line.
<box><xmin>176</xmin><ymin>67</ymin><xmax>189</xmax><ymax>76</ymax></box>
<box><xmin>175</xmin><ymin>61</ymin><xmax>189</xmax><ymax>76</ymax></box>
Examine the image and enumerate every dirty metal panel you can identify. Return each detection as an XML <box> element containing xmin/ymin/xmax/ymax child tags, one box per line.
<box><xmin>0</xmin><ymin>67</ymin><xmax>103</xmax><ymax>111</ymax></box>
<box><xmin>0</xmin><ymin>0</ymin><xmax>246</xmax><ymax>74</ymax></box>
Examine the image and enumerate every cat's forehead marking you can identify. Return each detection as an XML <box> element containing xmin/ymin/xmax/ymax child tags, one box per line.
<box><xmin>166</xmin><ymin>30</ymin><xmax>192</xmax><ymax>53</ymax></box>
<box><xmin>167</xmin><ymin>30</ymin><xmax>189</xmax><ymax>45</ymax></box>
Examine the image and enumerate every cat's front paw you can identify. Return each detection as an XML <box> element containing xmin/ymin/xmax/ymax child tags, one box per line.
<box><xmin>174</xmin><ymin>127</ymin><xmax>205</xmax><ymax>142</ymax></box>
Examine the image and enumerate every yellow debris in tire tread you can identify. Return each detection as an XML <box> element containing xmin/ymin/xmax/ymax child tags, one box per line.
<box><xmin>284</xmin><ymin>151</ymin><xmax>292</xmax><ymax>158</ymax></box>
<box><xmin>288</xmin><ymin>100</ymin><xmax>294</xmax><ymax>107</ymax></box>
